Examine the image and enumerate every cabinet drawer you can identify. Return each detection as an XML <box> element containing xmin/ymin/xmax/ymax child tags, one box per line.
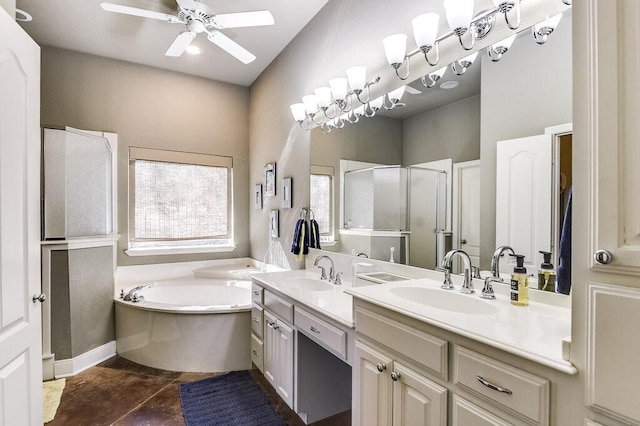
<box><xmin>251</xmin><ymin>306</ymin><xmax>263</xmax><ymax>339</ymax></box>
<box><xmin>251</xmin><ymin>334</ymin><xmax>263</xmax><ymax>372</ymax></box>
<box><xmin>355</xmin><ymin>307</ymin><xmax>448</xmax><ymax>380</ymax></box>
<box><xmin>452</xmin><ymin>395</ymin><xmax>511</xmax><ymax>426</ymax></box>
<box><xmin>454</xmin><ymin>346</ymin><xmax>549</xmax><ymax>425</ymax></box>
<box><xmin>295</xmin><ymin>306</ymin><xmax>346</xmax><ymax>359</ymax></box>
<box><xmin>251</xmin><ymin>282</ymin><xmax>263</xmax><ymax>305</ymax></box>
<box><xmin>264</xmin><ymin>290</ymin><xmax>293</xmax><ymax>323</ymax></box>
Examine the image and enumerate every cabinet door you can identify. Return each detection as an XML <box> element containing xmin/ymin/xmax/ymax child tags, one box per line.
<box><xmin>263</xmin><ymin>310</ymin><xmax>279</xmax><ymax>387</ymax></box>
<box><xmin>354</xmin><ymin>342</ymin><xmax>393</xmax><ymax>426</ymax></box>
<box><xmin>275</xmin><ymin>319</ymin><xmax>294</xmax><ymax>408</ymax></box>
<box><xmin>392</xmin><ymin>362</ymin><xmax>447</xmax><ymax>426</ymax></box>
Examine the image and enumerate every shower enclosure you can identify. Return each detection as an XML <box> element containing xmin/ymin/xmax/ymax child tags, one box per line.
<box><xmin>341</xmin><ymin>165</ymin><xmax>449</xmax><ymax>268</ymax></box>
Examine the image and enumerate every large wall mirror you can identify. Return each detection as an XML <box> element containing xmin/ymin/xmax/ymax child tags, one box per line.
<box><xmin>310</xmin><ymin>9</ymin><xmax>572</xmax><ymax>294</ymax></box>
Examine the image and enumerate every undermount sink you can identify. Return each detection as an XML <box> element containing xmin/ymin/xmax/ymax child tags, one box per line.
<box><xmin>390</xmin><ymin>286</ymin><xmax>497</xmax><ymax>315</ymax></box>
<box><xmin>279</xmin><ymin>278</ymin><xmax>335</xmax><ymax>292</ymax></box>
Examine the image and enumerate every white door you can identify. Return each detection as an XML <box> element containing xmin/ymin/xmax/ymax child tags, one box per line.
<box><xmin>453</xmin><ymin>161</ymin><xmax>481</xmax><ymax>268</ymax></box>
<box><xmin>0</xmin><ymin>7</ymin><xmax>43</xmax><ymax>426</ymax></box>
<box><xmin>495</xmin><ymin>135</ymin><xmax>551</xmax><ymax>273</ymax></box>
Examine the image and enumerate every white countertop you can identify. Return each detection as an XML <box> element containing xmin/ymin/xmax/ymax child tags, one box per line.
<box><xmin>252</xmin><ymin>270</ymin><xmax>355</xmax><ymax>328</ymax></box>
<box><xmin>345</xmin><ymin>278</ymin><xmax>577</xmax><ymax>375</ymax></box>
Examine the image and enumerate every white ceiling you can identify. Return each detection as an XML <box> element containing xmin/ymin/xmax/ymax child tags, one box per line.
<box><xmin>16</xmin><ymin>0</ymin><xmax>328</xmax><ymax>86</ymax></box>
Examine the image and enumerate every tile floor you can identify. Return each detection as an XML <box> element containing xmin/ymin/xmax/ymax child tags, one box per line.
<box><xmin>48</xmin><ymin>356</ymin><xmax>351</xmax><ymax>426</ymax></box>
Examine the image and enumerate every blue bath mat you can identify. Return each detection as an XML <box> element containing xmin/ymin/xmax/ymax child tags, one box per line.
<box><xmin>179</xmin><ymin>370</ymin><xmax>285</xmax><ymax>426</ymax></box>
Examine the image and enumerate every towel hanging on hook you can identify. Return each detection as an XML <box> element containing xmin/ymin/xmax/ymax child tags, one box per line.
<box><xmin>291</xmin><ymin>207</ymin><xmax>310</xmax><ymax>259</ymax></box>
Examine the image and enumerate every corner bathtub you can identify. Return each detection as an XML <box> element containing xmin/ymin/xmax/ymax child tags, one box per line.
<box><xmin>115</xmin><ymin>277</ymin><xmax>253</xmax><ymax>372</ymax></box>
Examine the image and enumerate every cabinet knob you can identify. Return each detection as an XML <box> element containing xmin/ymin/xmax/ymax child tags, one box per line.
<box><xmin>32</xmin><ymin>293</ymin><xmax>46</xmax><ymax>303</ymax></box>
<box><xmin>461</xmin><ymin>239</ymin><xmax>468</xmax><ymax>245</ymax></box>
<box><xmin>390</xmin><ymin>371</ymin><xmax>401</xmax><ymax>381</ymax></box>
<box><xmin>376</xmin><ymin>363</ymin><xmax>386</xmax><ymax>372</ymax></box>
<box><xmin>594</xmin><ymin>249</ymin><xmax>613</xmax><ymax>265</ymax></box>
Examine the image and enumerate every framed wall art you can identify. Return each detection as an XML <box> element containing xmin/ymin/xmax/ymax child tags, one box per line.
<box><xmin>254</xmin><ymin>184</ymin><xmax>263</xmax><ymax>209</ymax></box>
<box><xmin>265</xmin><ymin>162</ymin><xmax>276</xmax><ymax>197</ymax></box>
<box><xmin>281</xmin><ymin>177</ymin><xmax>292</xmax><ymax>209</ymax></box>
<box><xmin>270</xmin><ymin>210</ymin><xmax>279</xmax><ymax>238</ymax></box>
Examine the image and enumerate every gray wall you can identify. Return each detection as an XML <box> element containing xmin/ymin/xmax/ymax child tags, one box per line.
<box><xmin>41</xmin><ymin>47</ymin><xmax>251</xmax><ymax>266</ymax></box>
<box><xmin>403</xmin><ymin>95</ymin><xmax>481</xmax><ymax>165</ymax></box>
<box><xmin>479</xmin><ymin>17</ymin><xmax>572</xmax><ymax>268</ymax></box>
<box><xmin>51</xmin><ymin>247</ymin><xmax>114</xmax><ymax>359</ymax></box>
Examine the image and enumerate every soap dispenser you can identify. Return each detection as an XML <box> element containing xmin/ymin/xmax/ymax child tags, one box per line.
<box><xmin>509</xmin><ymin>254</ymin><xmax>529</xmax><ymax>306</ymax></box>
<box><xmin>538</xmin><ymin>251</ymin><xmax>556</xmax><ymax>292</ymax></box>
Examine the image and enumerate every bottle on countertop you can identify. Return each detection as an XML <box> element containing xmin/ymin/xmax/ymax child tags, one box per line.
<box><xmin>389</xmin><ymin>246</ymin><xmax>395</xmax><ymax>263</ymax></box>
<box><xmin>538</xmin><ymin>250</ymin><xmax>556</xmax><ymax>292</ymax></box>
<box><xmin>509</xmin><ymin>254</ymin><xmax>529</xmax><ymax>306</ymax></box>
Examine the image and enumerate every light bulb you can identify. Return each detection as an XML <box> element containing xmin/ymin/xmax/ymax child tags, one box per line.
<box><xmin>329</xmin><ymin>78</ymin><xmax>348</xmax><ymax>101</ymax></box>
<box><xmin>412</xmin><ymin>13</ymin><xmax>439</xmax><ymax>49</ymax></box>
<box><xmin>290</xmin><ymin>103</ymin><xmax>306</xmax><ymax>121</ymax></box>
<box><xmin>388</xmin><ymin>86</ymin><xmax>406</xmax><ymax>102</ymax></box>
<box><xmin>314</xmin><ymin>87</ymin><xmax>333</xmax><ymax>108</ymax></box>
<box><xmin>383</xmin><ymin>34</ymin><xmax>407</xmax><ymax>66</ymax></box>
<box><xmin>443</xmin><ymin>0</ymin><xmax>474</xmax><ymax>32</ymax></box>
<box><xmin>302</xmin><ymin>95</ymin><xmax>318</xmax><ymax>114</ymax></box>
<box><xmin>346</xmin><ymin>66</ymin><xmax>367</xmax><ymax>92</ymax></box>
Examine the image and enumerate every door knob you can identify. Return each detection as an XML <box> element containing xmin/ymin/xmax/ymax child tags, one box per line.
<box><xmin>32</xmin><ymin>293</ymin><xmax>46</xmax><ymax>303</ymax></box>
<box><xmin>460</xmin><ymin>239</ymin><xmax>467</xmax><ymax>245</ymax></box>
<box><xmin>594</xmin><ymin>249</ymin><xmax>613</xmax><ymax>265</ymax></box>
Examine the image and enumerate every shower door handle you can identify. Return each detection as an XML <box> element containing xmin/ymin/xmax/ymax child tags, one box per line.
<box><xmin>32</xmin><ymin>293</ymin><xmax>46</xmax><ymax>303</ymax></box>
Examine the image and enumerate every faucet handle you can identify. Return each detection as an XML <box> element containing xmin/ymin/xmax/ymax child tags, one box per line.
<box><xmin>435</xmin><ymin>267</ymin><xmax>454</xmax><ymax>290</ymax></box>
<box><xmin>471</xmin><ymin>266</ymin><xmax>483</xmax><ymax>279</ymax></box>
<box><xmin>333</xmin><ymin>272</ymin><xmax>343</xmax><ymax>285</ymax></box>
<box><xmin>317</xmin><ymin>265</ymin><xmax>327</xmax><ymax>280</ymax></box>
<box><xmin>481</xmin><ymin>276</ymin><xmax>502</xmax><ymax>300</ymax></box>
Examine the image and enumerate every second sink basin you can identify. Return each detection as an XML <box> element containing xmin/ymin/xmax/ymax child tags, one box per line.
<box><xmin>390</xmin><ymin>286</ymin><xmax>497</xmax><ymax>315</ymax></box>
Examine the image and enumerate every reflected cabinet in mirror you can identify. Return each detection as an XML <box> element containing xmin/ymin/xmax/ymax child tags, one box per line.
<box><xmin>309</xmin><ymin>11</ymin><xmax>572</xmax><ymax>294</ymax></box>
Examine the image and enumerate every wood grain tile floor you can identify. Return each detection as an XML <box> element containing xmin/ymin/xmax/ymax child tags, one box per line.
<box><xmin>48</xmin><ymin>356</ymin><xmax>350</xmax><ymax>426</ymax></box>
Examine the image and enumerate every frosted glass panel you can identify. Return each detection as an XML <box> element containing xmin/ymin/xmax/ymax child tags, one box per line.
<box><xmin>43</xmin><ymin>128</ymin><xmax>112</xmax><ymax>239</ymax></box>
<box><xmin>343</xmin><ymin>166</ymin><xmax>407</xmax><ymax>230</ymax></box>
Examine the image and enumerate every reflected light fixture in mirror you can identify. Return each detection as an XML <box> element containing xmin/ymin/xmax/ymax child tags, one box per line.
<box><xmin>450</xmin><ymin>51</ymin><xmax>478</xmax><ymax>76</ymax></box>
<box><xmin>487</xmin><ymin>33</ymin><xmax>517</xmax><ymax>62</ymax></box>
<box><xmin>421</xmin><ymin>66</ymin><xmax>447</xmax><ymax>88</ymax></box>
<box><xmin>532</xmin><ymin>13</ymin><xmax>563</xmax><ymax>44</ymax></box>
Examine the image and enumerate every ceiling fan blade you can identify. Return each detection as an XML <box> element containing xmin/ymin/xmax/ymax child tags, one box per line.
<box><xmin>100</xmin><ymin>2</ymin><xmax>176</xmax><ymax>22</ymax></box>
<box><xmin>207</xmin><ymin>31</ymin><xmax>256</xmax><ymax>64</ymax></box>
<box><xmin>175</xmin><ymin>0</ymin><xmax>197</xmax><ymax>11</ymax></box>
<box><xmin>213</xmin><ymin>11</ymin><xmax>274</xmax><ymax>29</ymax></box>
<box><xmin>165</xmin><ymin>31</ymin><xmax>196</xmax><ymax>57</ymax></box>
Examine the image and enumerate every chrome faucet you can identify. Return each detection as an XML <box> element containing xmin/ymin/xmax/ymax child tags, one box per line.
<box><xmin>481</xmin><ymin>276</ymin><xmax>502</xmax><ymax>299</ymax></box>
<box><xmin>491</xmin><ymin>246</ymin><xmax>515</xmax><ymax>279</ymax></box>
<box><xmin>313</xmin><ymin>255</ymin><xmax>335</xmax><ymax>282</ymax></box>
<box><xmin>435</xmin><ymin>267</ymin><xmax>454</xmax><ymax>290</ymax></box>
<box><xmin>122</xmin><ymin>283</ymin><xmax>153</xmax><ymax>302</ymax></box>
<box><xmin>442</xmin><ymin>249</ymin><xmax>474</xmax><ymax>294</ymax></box>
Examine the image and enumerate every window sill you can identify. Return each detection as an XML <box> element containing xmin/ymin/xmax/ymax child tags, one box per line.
<box><xmin>125</xmin><ymin>245</ymin><xmax>236</xmax><ymax>257</ymax></box>
<box><xmin>320</xmin><ymin>240</ymin><xmax>338</xmax><ymax>247</ymax></box>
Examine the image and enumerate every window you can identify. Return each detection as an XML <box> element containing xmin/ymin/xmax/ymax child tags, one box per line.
<box><xmin>310</xmin><ymin>165</ymin><xmax>334</xmax><ymax>242</ymax></box>
<box><xmin>128</xmin><ymin>147</ymin><xmax>233</xmax><ymax>254</ymax></box>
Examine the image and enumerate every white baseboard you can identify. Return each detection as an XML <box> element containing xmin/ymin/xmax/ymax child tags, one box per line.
<box><xmin>54</xmin><ymin>341</ymin><xmax>116</xmax><ymax>378</ymax></box>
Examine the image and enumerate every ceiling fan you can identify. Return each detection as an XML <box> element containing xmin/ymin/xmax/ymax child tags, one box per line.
<box><xmin>100</xmin><ymin>0</ymin><xmax>274</xmax><ymax>64</ymax></box>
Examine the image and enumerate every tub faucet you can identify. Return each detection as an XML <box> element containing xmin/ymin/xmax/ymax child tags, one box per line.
<box><xmin>442</xmin><ymin>249</ymin><xmax>474</xmax><ymax>294</ymax></box>
<box><xmin>313</xmin><ymin>255</ymin><xmax>335</xmax><ymax>282</ymax></box>
<box><xmin>491</xmin><ymin>246</ymin><xmax>515</xmax><ymax>279</ymax></box>
<box><xmin>123</xmin><ymin>283</ymin><xmax>153</xmax><ymax>302</ymax></box>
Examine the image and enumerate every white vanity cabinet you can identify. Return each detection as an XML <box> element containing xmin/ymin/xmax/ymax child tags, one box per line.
<box><xmin>263</xmin><ymin>309</ymin><xmax>295</xmax><ymax>407</ymax></box>
<box><xmin>353</xmin><ymin>301</ymin><xmax>555</xmax><ymax>426</ymax></box>
<box><xmin>355</xmin><ymin>341</ymin><xmax>447</xmax><ymax>426</ymax></box>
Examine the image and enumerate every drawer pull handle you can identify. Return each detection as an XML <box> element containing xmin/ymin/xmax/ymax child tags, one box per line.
<box><xmin>253</xmin><ymin>291</ymin><xmax>260</xmax><ymax>296</ymax></box>
<box><xmin>310</xmin><ymin>326</ymin><xmax>321</xmax><ymax>334</ymax></box>
<box><xmin>252</xmin><ymin>350</ymin><xmax>259</xmax><ymax>356</ymax></box>
<box><xmin>253</xmin><ymin>317</ymin><xmax>260</xmax><ymax>323</ymax></box>
<box><xmin>266</xmin><ymin>321</ymin><xmax>274</xmax><ymax>328</ymax></box>
<box><xmin>376</xmin><ymin>363</ymin><xmax>386</xmax><ymax>372</ymax></box>
<box><xmin>476</xmin><ymin>375</ymin><xmax>512</xmax><ymax>394</ymax></box>
<box><xmin>390</xmin><ymin>371</ymin><xmax>401</xmax><ymax>381</ymax></box>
